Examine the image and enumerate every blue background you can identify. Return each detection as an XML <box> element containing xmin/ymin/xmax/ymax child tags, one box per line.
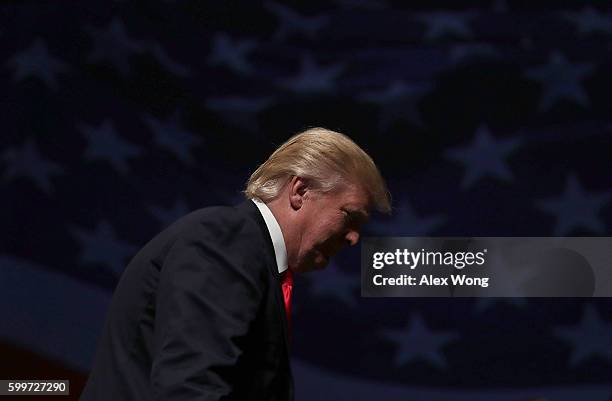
<box><xmin>2</xmin><ymin>1</ymin><xmax>611</xmax><ymax>400</ymax></box>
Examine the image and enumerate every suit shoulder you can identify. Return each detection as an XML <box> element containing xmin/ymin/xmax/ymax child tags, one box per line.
<box><xmin>159</xmin><ymin>204</ymin><xmax>268</xmax><ymax>263</ymax></box>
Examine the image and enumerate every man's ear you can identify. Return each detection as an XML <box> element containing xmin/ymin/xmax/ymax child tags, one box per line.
<box><xmin>288</xmin><ymin>176</ymin><xmax>309</xmax><ymax>210</ymax></box>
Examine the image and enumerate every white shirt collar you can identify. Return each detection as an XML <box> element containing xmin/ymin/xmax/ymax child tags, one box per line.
<box><xmin>251</xmin><ymin>198</ymin><xmax>288</xmax><ymax>274</ymax></box>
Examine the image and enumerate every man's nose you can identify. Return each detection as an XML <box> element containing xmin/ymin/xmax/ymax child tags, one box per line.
<box><xmin>345</xmin><ymin>230</ymin><xmax>360</xmax><ymax>246</ymax></box>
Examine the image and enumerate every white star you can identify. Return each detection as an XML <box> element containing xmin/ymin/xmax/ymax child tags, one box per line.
<box><xmin>446</xmin><ymin>124</ymin><xmax>521</xmax><ymax>189</ymax></box>
<box><xmin>265</xmin><ymin>2</ymin><xmax>329</xmax><ymax>40</ymax></box>
<box><xmin>147</xmin><ymin>42</ymin><xmax>191</xmax><ymax>77</ymax></box>
<box><xmin>279</xmin><ymin>54</ymin><xmax>343</xmax><ymax>93</ymax></box>
<box><xmin>360</xmin><ymin>81</ymin><xmax>431</xmax><ymax>129</ymax></box>
<box><xmin>206</xmin><ymin>96</ymin><xmax>273</xmax><ymax>132</ymax></box>
<box><xmin>449</xmin><ymin>43</ymin><xmax>501</xmax><ymax>65</ymax></box>
<box><xmin>537</xmin><ymin>174</ymin><xmax>611</xmax><ymax>236</ymax></box>
<box><xmin>72</xmin><ymin>221</ymin><xmax>137</xmax><ymax>276</ymax></box>
<box><xmin>208</xmin><ymin>33</ymin><xmax>257</xmax><ymax>75</ymax></box>
<box><xmin>309</xmin><ymin>262</ymin><xmax>358</xmax><ymax>308</ymax></box>
<box><xmin>458</xmin><ymin>241</ymin><xmax>535</xmax><ymax>299</ymax></box>
<box><xmin>143</xmin><ymin>112</ymin><xmax>202</xmax><ymax>164</ymax></box>
<box><xmin>149</xmin><ymin>199</ymin><xmax>190</xmax><ymax>228</ymax></box>
<box><xmin>563</xmin><ymin>7</ymin><xmax>612</xmax><ymax>36</ymax></box>
<box><xmin>466</xmin><ymin>241</ymin><xmax>535</xmax><ymax>303</ymax></box>
<box><xmin>1</xmin><ymin>139</ymin><xmax>63</xmax><ymax>193</ymax></box>
<box><xmin>86</xmin><ymin>18</ymin><xmax>144</xmax><ymax>75</ymax></box>
<box><xmin>381</xmin><ymin>314</ymin><xmax>458</xmax><ymax>369</ymax></box>
<box><xmin>417</xmin><ymin>11</ymin><xmax>474</xmax><ymax>41</ymax></box>
<box><xmin>361</xmin><ymin>81</ymin><xmax>420</xmax><ymax>103</ymax></box>
<box><xmin>525</xmin><ymin>51</ymin><xmax>593</xmax><ymax>111</ymax></box>
<box><xmin>366</xmin><ymin>199</ymin><xmax>445</xmax><ymax>236</ymax></box>
<box><xmin>554</xmin><ymin>304</ymin><xmax>612</xmax><ymax>366</ymax></box>
<box><xmin>79</xmin><ymin>119</ymin><xmax>142</xmax><ymax>174</ymax></box>
<box><xmin>7</xmin><ymin>39</ymin><xmax>68</xmax><ymax>90</ymax></box>
<box><xmin>206</xmin><ymin>95</ymin><xmax>272</xmax><ymax>114</ymax></box>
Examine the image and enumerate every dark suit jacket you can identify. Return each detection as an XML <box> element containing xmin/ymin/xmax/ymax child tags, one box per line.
<box><xmin>79</xmin><ymin>201</ymin><xmax>294</xmax><ymax>401</ymax></box>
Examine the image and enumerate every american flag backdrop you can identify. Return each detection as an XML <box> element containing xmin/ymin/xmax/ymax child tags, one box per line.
<box><xmin>2</xmin><ymin>1</ymin><xmax>612</xmax><ymax>400</ymax></box>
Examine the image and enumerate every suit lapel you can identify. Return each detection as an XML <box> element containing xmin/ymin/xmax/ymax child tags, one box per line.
<box><xmin>236</xmin><ymin>200</ymin><xmax>291</xmax><ymax>354</ymax></box>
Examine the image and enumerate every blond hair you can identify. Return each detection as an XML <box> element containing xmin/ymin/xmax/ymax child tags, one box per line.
<box><xmin>244</xmin><ymin>127</ymin><xmax>391</xmax><ymax>214</ymax></box>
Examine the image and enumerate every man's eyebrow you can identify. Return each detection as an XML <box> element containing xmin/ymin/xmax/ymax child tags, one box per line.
<box><xmin>346</xmin><ymin>208</ymin><xmax>369</xmax><ymax>220</ymax></box>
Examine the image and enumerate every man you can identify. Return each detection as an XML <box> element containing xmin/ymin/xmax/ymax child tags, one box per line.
<box><xmin>79</xmin><ymin>127</ymin><xmax>391</xmax><ymax>401</ymax></box>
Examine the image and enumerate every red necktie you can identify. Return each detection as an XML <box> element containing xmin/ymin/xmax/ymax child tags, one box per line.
<box><xmin>281</xmin><ymin>269</ymin><xmax>293</xmax><ymax>337</ymax></box>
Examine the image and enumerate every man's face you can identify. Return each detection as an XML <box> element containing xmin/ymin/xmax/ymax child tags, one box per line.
<box><xmin>291</xmin><ymin>184</ymin><xmax>370</xmax><ymax>273</ymax></box>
